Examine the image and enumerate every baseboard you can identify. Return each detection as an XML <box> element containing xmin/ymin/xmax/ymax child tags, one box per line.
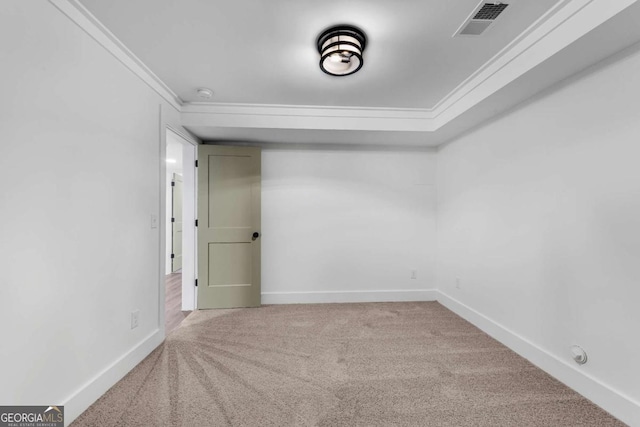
<box><xmin>437</xmin><ymin>291</ymin><xmax>640</xmax><ymax>426</ymax></box>
<box><xmin>61</xmin><ymin>329</ymin><xmax>164</xmax><ymax>426</ymax></box>
<box><xmin>262</xmin><ymin>289</ymin><xmax>438</xmax><ymax>305</ymax></box>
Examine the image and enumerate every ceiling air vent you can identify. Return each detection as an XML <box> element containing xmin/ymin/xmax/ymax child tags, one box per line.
<box><xmin>454</xmin><ymin>2</ymin><xmax>509</xmax><ymax>37</ymax></box>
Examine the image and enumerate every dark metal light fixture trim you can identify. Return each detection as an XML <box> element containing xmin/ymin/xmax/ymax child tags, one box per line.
<box><xmin>317</xmin><ymin>25</ymin><xmax>367</xmax><ymax>76</ymax></box>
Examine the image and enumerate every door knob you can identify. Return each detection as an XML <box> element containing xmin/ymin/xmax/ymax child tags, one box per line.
<box><xmin>252</xmin><ymin>232</ymin><xmax>260</xmax><ymax>241</ymax></box>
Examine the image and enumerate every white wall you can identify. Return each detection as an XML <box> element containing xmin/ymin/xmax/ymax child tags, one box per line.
<box><xmin>261</xmin><ymin>147</ymin><xmax>437</xmax><ymax>303</ymax></box>
<box><xmin>0</xmin><ymin>2</ymin><xmax>188</xmax><ymax>424</ymax></box>
<box><xmin>436</xmin><ymin>43</ymin><xmax>640</xmax><ymax>424</ymax></box>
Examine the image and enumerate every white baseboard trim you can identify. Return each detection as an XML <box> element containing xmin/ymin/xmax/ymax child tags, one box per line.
<box><xmin>262</xmin><ymin>289</ymin><xmax>438</xmax><ymax>305</ymax></box>
<box><xmin>437</xmin><ymin>291</ymin><xmax>640</xmax><ymax>426</ymax></box>
<box><xmin>61</xmin><ymin>329</ymin><xmax>164</xmax><ymax>426</ymax></box>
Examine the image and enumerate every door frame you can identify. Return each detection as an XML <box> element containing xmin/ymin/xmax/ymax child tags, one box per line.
<box><xmin>164</xmin><ymin>125</ymin><xmax>198</xmax><ymax>312</ymax></box>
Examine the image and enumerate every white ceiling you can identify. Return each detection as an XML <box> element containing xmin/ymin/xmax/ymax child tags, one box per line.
<box><xmin>78</xmin><ymin>0</ymin><xmax>559</xmax><ymax>109</ymax></box>
<box><xmin>71</xmin><ymin>0</ymin><xmax>640</xmax><ymax>146</ymax></box>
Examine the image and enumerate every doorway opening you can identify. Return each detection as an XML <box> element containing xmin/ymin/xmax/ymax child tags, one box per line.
<box><xmin>165</xmin><ymin>128</ymin><xmax>196</xmax><ymax>334</ymax></box>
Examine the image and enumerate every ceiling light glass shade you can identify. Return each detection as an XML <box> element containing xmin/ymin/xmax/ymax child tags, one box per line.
<box><xmin>317</xmin><ymin>25</ymin><xmax>367</xmax><ymax>76</ymax></box>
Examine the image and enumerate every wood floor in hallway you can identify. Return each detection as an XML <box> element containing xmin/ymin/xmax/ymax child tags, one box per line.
<box><xmin>165</xmin><ymin>271</ymin><xmax>191</xmax><ymax>335</ymax></box>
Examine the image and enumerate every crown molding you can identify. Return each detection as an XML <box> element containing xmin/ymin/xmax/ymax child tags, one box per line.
<box><xmin>180</xmin><ymin>102</ymin><xmax>435</xmax><ymax>132</ymax></box>
<box><xmin>49</xmin><ymin>0</ymin><xmax>183</xmax><ymax>111</ymax></box>
<box><xmin>432</xmin><ymin>0</ymin><xmax>637</xmax><ymax>127</ymax></box>
<box><xmin>432</xmin><ymin>0</ymin><xmax>578</xmax><ymax>121</ymax></box>
<box><xmin>182</xmin><ymin>102</ymin><xmax>433</xmax><ymax>118</ymax></box>
<box><xmin>50</xmin><ymin>0</ymin><xmax>637</xmax><ymax>137</ymax></box>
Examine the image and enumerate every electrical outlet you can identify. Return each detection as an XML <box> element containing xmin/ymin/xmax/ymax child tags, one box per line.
<box><xmin>411</xmin><ymin>270</ymin><xmax>417</xmax><ymax>280</ymax></box>
<box><xmin>456</xmin><ymin>278</ymin><xmax>461</xmax><ymax>289</ymax></box>
<box><xmin>150</xmin><ymin>214</ymin><xmax>158</xmax><ymax>229</ymax></box>
<box><xmin>131</xmin><ymin>310</ymin><xmax>140</xmax><ymax>329</ymax></box>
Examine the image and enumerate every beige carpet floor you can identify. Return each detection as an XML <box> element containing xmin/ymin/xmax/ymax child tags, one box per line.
<box><xmin>72</xmin><ymin>302</ymin><xmax>625</xmax><ymax>426</ymax></box>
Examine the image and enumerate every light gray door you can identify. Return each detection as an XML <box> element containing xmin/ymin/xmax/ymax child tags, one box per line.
<box><xmin>197</xmin><ymin>145</ymin><xmax>261</xmax><ymax>309</ymax></box>
<box><xmin>171</xmin><ymin>173</ymin><xmax>183</xmax><ymax>272</ymax></box>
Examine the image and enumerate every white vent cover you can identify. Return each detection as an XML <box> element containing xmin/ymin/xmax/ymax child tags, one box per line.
<box><xmin>454</xmin><ymin>2</ymin><xmax>509</xmax><ymax>37</ymax></box>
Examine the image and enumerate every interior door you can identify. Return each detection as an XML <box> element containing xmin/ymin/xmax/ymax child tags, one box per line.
<box><xmin>197</xmin><ymin>145</ymin><xmax>261</xmax><ymax>309</ymax></box>
<box><xmin>171</xmin><ymin>173</ymin><xmax>183</xmax><ymax>272</ymax></box>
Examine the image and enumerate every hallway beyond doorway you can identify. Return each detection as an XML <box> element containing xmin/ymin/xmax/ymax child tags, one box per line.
<box><xmin>165</xmin><ymin>272</ymin><xmax>191</xmax><ymax>335</ymax></box>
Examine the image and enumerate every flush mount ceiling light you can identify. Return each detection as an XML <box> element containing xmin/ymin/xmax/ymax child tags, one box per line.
<box><xmin>317</xmin><ymin>25</ymin><xmax>367</xmax><ymax>76</ymax></box>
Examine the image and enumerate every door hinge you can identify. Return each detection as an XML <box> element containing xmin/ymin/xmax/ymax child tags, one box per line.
<box><xmin>195</xmin><ymin>219</ymin><xmax>198</xmax><ymax>227</ymax></box>
<box><xmin>170</xmin><ymin>254</ymin><xmax>175</xmax><ymax>259</ymax></box>
<box><xmin>171</xmin><ymin>181</ymin><xmax>175</xmax><ymax>187</ymax></box>
<box><xmin>195</xmin><ymin>279</ymin><xmax>198</xmax><ymax>287</ymax></box>
<box><xmin>171</xmin><ymin>217</ymin><xmax>175</xmax><ymax>223</ymax></box>
<box><xmin>195</xmin><ymin>160</ymin><xmax>198</xmax><ymax>167</ymax></box>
